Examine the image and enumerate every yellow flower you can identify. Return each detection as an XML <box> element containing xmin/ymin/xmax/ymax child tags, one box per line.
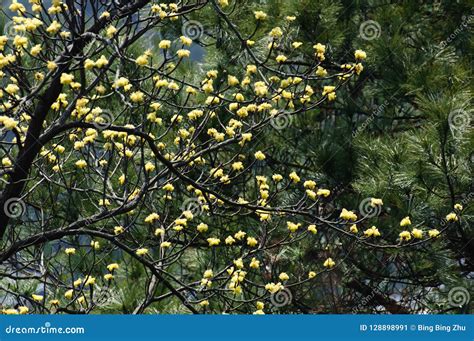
<box><xmin>198</xmin><ymin>271</ymin><xmax>212</xmax><ymax>281</ymax></box>
<box><xmin>162</xmin><ymin>183</ymin><xmax>175</xmax><ymax>192</ymax></box>
<box><xmin>370</xmin><ymin>198</ymin><xmax>383</xmax><ymax>207</ymax></box>
<box><xmin>136</xmin><ymin>248</ymin><xmax>149</xmax><ymax>256</ymax></box>
<box><xmin>179</xmin><ymin>36</ymin><xmax>193</xmax><ymax>46</ymax></box>
<box><xmin>135</xmin><ymin>54</ymin><xmax>149</xmax><ymax>66</ymax></box>
<box><xmin>98</xmin><ymin>199</ymin><xmax>110</xmax><ymax>207</ymax></box>
<box><xmin>364</xmin><ymin>226</ymin><xmax>381</xmax><ymax>237</ymax></box>
<box><xmin>322</xmin><ymin>85</ymin><xmax>335</xmax><ymax>96</ymax></box>
<box><xmin>313</xmin><ymin>43</ymin><xmax>326</xmax><ymax>54</ymax></box>
<box><xmin>65</xmin><ymin>248</ymin><xmax>76</xmax><ymax>255</ymax></box>
<box><xmin>18</xmin><ymin>306</ymin><xmax>29</xmax><ymax>314</ymax></box>
<box><xmin>144</xmin><ymin>162</ymin><xmax>155</xmax><ymax>172</ymax></box>
<box><xmin>316</xmin><ymin>66</ymin><xmax>327</xmax><ymax>77</ymax></box>
<box><xmin>106</xmin><ymin>26</ymin><xmax>117</xmax><ymax>38</ymax></box>
<box><xmin>64</xmin><ymin>289</ymin><xmax>73</xmax><ymax>299</ymax></box>
<box><xmin>158</xmin><ymin>40</ymin><xmax>171</xmax><ymax>49</ymax></box>
<box><xmin>254</xmin><ymin>151</ymin><xmax>266</xmax><ymax>161</ymax></box>
<box><xmin>349</xmin><ymin>224</ymin><xmax>358</xmax><ymax>233</ymax></box>
<box><xmin>0</xmin><ymin>117</ymin><xmax>19</xmax><ymax>130</ymax></box>
<box><xmin>90</xmin><ymin>240</ymin><xmax>100</xmax><ymax>250</ymax></box>
<box><xmin>279</xmin><ymin>272</ymin><xmax>289</xmax><ymax>281</ymax></box>
<box><xmin>114</xmin><ymin>225</ymin><xmax>124</xmax><ymax>235</ymax></box>
<box><xmin>400</xmin><ymin>216</ymin><xmax>411</xmax><ymax>227</ymax></box>
<box><xmin>197</xmin><ymin>223</ymin><xmax>208</xmax><ymax>233</ymax></box>
<box><xmin>161</xmin><ymin>241</ymin><xmax>171</xmax><ymax>248</ymax></box>
<box><xmin>60</xmin><ymin>73</ymin><xmax>74</xmax><ymax>85</ymax></box>
<box><xmin>30</xmin><ymin>44</ymin><xmax>42</xmax><ymax>56</ymax></box>
<box><xmin>304</xmin><ymin>180</ymin><xmax>317</xmax><ymax>189</ymax></box>
<box><xmin>428</xmin><ymin>229</ymin><xmax>440</xmax><ymax>238</ymax></box>
<box><xmin>54</xmin><ymin>145</ymin><xmax>65</xmax><ymax>153</ymax></box>
<box><xmin>32</xmin><ymin>294</ymin><xmax>44</xmax><ymax>302</ymax></box>
<box><xmin>446</xmin><ymin>212</ymin><xmax>458</xmax><ymax>222</ymax></box>
<box><xmin>49</xmin><ymin>299</ymin><xmax>60</xmax><ymax>306</ymax></box>
<box><xmin>3</xmin><ymin>308</ymin><xmax>18</xmax><ymax>315</ymax></box>
<box><xmin>75</xmin><ymin>159</ymin><xmax>87</xmax><ymax>169</ymax></box>
<box><xmin>199</xmin><ymin>300</ymin><xmax>209</xmax><ymax>307</ymax></box>
<box><xmin>265</xmin><ymin>282</ymin><xmax>283</xmax><ymax>294</ymax></box>
<box><xmin>253</xmin><ymin>309</ymin><xmax>265</xmax><ymax>315</ymax></box>
<box><xmin>2</xmin><ymin>157</ymin><xmax>12</xmax><ymax>167</ymax></box>
<box><xmin>233</xmin><ymin>258</ymin><xmax>244</xmax><ymax>269</ymax></box>
<box><xmin>354</xmin><ymin>49</ymin><xmax>367</xmax><ymax>60</ymax></box>
<box><xmin>247</xmin><ymin>237</ymin><xmax>258</xmax><ymax>247</ymax></box>
<box><xmin>177</xmin><ymin>49</ymin><xmax>190</xmax><ymax>58</ymax></box>
<box><xmin>104</xmin><ymin>274</ymin><xmax>114</xmax><ymax>281</ymax></box>
<box><xmin>308</xmin><ymin>271</ymin><xmax>316</xmax><ymax>279</ymax></box>
<box><xmin>225</xmin><ymin>236</ymin><xmax>236</xmax><ymax>245</ymax></box>
<box><xmin>323</xmin><ymin>258</ymin><xmax>335</xmax><ymax>268</ymax></box>
<box><xmin>73</xmin><ymin>278</ymin><xmax>82</xmax><ymax>287</ymax></box>
<box><xmin>287</xmin><ymin>221</ymin><xmax>301</xmax><ymax>233</ymax></box>
<box><xmin>228</xmin><ymin>75</ymin><xmax>239</xmax><ymax>86</ymax></box>
<box><xmin>46</xmin><ymin>21</ymin><xmax>61</xmax><ymax>34</ymax></box>
<box><xmin>399</xmin><ymin>230</ymin><xmax>411</xmax><ymax>241</ymax></box>
<box><xmin>340</xmin><ymin>208</ymin><xmax>357</xmax><ymax>221</ymax></box>
<box><xmin>47</xmin><ymin>60</ymin><xmax>58</xmax><ymax>70</ymax></box>
<box><xmin>276</xmin><ymin>55</ymin><xmax>287</xmax><ymax>63</ymax></box>
<box><xmin>145</xmin><ymin>213</ymin><xmax>160</xmax><ymax>223</ymax></box>
<box><xmin>289</xmin><ymin>171</ymin><xmax>300</xmax><ymax>183</ymax></box>
<box><xmin>272</xmin><ymin>174</ymin><xmax>283</xmax><ymax>182</ymax></box>
<box><xmin>207</xmin><ymin>238</ymin><xmax>220</xmax><ymax>246</ymax></box>
<box><xmin>154</xmin><ymin>228</ymin><xmax>165</xmax><ymax>236</ymax></box>
<box><xmin>5</xmin><ymin>84</ymin><xmax>20</xmax><ymax>95</ymax></box>
<box><xmin>234</xmin><ymin>230</ymin><xmax>246</xmax><ymax>240</ymax></box>
<box><xmin>130</xmin><ymin>91</ymin><xmax>144</xmax><ymax>103</ymax></box>
<box><xmin>254</xmin><ymin>11</ymin><xmax>267</xmax><ymax>20</ymax></box>
<box><xmin>84</xmin><ymin>276</ymin><xmax>96</xmax><ymax>286</ymax></box>
<box><xmin>100</xmin><ymin>11</ymin><xmax>111</xmax><ymax>19</ymax></box>
<box><xmin>292</xmin><ymin>41</ymin><xmax>303</xmax><ymax>48</ymax></box>
<box><xmin>249</xmin><ymin>257</ymin><xmax>260</xmax><ymax>269</ymax></box>
<box><xmin>269</xmin><ymin>27</ymin><xmax>283</xmax><ymax>38</ymax></box>
<box><xmin>107</xmin><ymin>263</ymin><xmax>119</xmax><ymax>272</ymax></box>
<box><xmin>411</xmin><ymin>228</ymin><xmax>423</xmax><ymax>239</ymax></box>
<box><xmin>454</xmin><ymin>203</ymin><xmax>463</xmax><ymax>211</ymax></box>
<box><xmin>307</xmin><ymin>225</ymin><xmax>317</xmax><ymax>234</ymax></box>
<box><xmin>96</xmin><ymin>55</ymin><xmax>109</xmax><ymax>68</ymax></box>
<box><xmin>232</xmin><ymin>161</ymin><xmax>244</xmax><ymax>171</ymax></box>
